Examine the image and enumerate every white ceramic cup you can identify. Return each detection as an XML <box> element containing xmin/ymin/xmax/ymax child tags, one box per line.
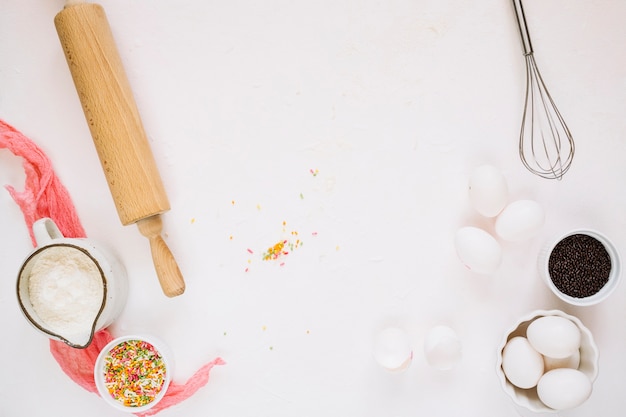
<box><xmin>16</xmin><ymin>217</ymin><xmax>128</xmax><ymax>348</ymax></box>
<box><xmin>538</xmin><ymin>229</ymin><xmax>621</xmax><ymax>306</ymax></box>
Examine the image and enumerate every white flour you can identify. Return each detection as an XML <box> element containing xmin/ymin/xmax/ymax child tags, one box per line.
<box><xmin>28</xmin><ymin>246</ymin><xmax>104</xmax><ymax>343</ymax></box>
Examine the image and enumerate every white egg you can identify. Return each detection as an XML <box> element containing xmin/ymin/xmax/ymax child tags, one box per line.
<box><xmin>537</xmin><ymin>368</ymin><xmax>592</xmax><ymax>410</ymax></box>
<box><xmin>468</xmin><ymin>165</ymin><xmax>508</xmax><ymax>217</ymax></box>
<box><xmin>423</xmin><ymin>325</ymin><xmax>462</xmax><ymax>370</ymax></box>
<box><xmin>501</xmin><ymin>336</ymin><xmax>545</xmax><ymax>389</ymax></box>
<box><xmin>495</xmin><ymin>199</ymin><xmax>545</xmax><ymax>242</ymax></box>
<box><xmin>455</xmin><ymin>226</ymin><xmax>502</xmax><ymax>275</ymax></box>
<box><xmin>527</xmin><ymin>316</ymin><xmax>581</xmax><ymax>359</ymax></box>
<box><xmin>543</xmin><ymin>349</ymin><xmax>581</xmax><ymax>372</ymax></box>
<box><xmin>373</xmin><ymin>327</ymin><xmax>413</xmax><ymax>372</ymax></box>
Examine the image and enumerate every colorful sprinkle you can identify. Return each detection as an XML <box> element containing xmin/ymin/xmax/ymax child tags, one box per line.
<box><xmin>102</xmin><ymin>340</ymin><xmax>167</xmax><ymax>408</ymax></box>
<box><xmin>310</xmin><ymin>168</ymin><xmax>319</xmax><ymax>176</ymax></box>
<box><xmin>262</xmin><ymin>240</ymin><xmax>287</xmax><ymax>261</ymax></box>
<box><xmin>261</xmin><ymin>229</ymin><xmax>304</xmax><ymax>262</ymax></box>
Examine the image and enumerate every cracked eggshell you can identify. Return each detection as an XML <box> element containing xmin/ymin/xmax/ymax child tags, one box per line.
<box><xmin>455</xmin><ymin>226</ymin><xmax>502</xmax><ymax>275</ymax></box>
<box><xmin>423</xmin><ymin>325</ymin><xmax>462</xmax><ymax>370</ymax></box>
<box><xmin>468</xmin><ymin>165</ymin><xmax>509</xmax><ymax>217</ymax></box>
<box><xmin>373</xmin><ymin>327</ymin><xmax>413</xmax><ymax>372</ymax></box>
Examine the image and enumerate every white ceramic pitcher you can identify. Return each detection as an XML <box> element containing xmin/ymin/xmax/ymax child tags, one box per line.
<box><xmin>16</xmin><ymin>218</ymin><xmax>128</xmax><ymax>348</ymax></box>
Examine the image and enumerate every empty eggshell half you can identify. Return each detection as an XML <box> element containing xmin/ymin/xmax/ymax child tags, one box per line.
<box><xmin>423</xmin><ymin>325</ymin><xmax>462</xmax><ymax>370</ymax></box>
<box><xmin>373</xmin><ymin>327</ymin><xmax>413</xmax><ymax>372</ymax></box>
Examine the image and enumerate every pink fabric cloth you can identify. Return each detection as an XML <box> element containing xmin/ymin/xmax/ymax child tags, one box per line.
<box><xmin>1</xmin><ymin>119</ymin><xmax>224</xmax><ymax>414</ymax></box>
<box><xmin>0</xmin><ymin>120</ymin><xmax>85</xmax><ymax>244</ymax></box>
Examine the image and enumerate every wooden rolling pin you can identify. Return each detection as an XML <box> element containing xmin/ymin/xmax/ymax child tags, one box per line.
<box><xmin>54</xmin><ymin>2</ymin><xmax>185</xmax><ymax>297</ymax></box>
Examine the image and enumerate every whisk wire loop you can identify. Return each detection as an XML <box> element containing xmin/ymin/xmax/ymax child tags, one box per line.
<box><xmin>519</xmin><ymin>54</ymin><xmax>574</xmax><ymax>180</ymax></box>
<box><xmin>512</xmin><ymin>0</ymin><xmax>575</xmax><ymax>180</ymax></box>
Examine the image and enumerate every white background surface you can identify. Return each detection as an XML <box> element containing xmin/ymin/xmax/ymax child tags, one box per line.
<box><xmin>1</xmin><ymin>0</ymin><xmax>626</xmax><ymax>416</ymax></box>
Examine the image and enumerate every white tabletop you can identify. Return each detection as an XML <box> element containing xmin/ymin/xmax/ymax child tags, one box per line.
<box><xmin>1</xmin><ymin>1</ymin><xmax>626</xmax><ymax>416</ymax></box>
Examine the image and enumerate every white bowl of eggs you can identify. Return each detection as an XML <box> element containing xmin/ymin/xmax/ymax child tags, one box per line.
<box><xmin>496</xmin><ymin>310</ymin><xmax>598</xmax><ymax>412</ymax></box>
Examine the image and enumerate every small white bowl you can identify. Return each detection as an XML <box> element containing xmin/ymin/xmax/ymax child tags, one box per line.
<box><xmin>496</xmin><ymin>310</ymin><xmax>599</xmax><ymax>413</ymax></box>
<box><xmin>538</xmin><ymin>229</ymin><xmax>621</xmax><ymax>306</ymax></box>
<box><xmin>94</xmin><ymin>335</ymin><xmax>173</xmax><ymax>413</ymax></box>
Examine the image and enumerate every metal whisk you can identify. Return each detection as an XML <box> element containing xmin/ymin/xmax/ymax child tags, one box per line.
<box><xmin>511</xmin><ymin>0</ymin><xmax>575</xmax><ymax>180</ymax></box>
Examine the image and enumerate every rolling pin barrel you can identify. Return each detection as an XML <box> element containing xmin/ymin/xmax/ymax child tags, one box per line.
<box><xmin>54</xmin><ymin>3</ymin><xmax>168</xmax><ymax>224</ymax></box>
<box><xmin>54</xmin><ymin>2</ymin><xmax>185</xmax><ymax>297</ymax></box>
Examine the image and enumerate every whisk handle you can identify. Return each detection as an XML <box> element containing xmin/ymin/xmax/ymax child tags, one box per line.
<box><xmin>512</xmin><ymin>0</ymin><xmax>534</xmax><ymax>55</ymax></box>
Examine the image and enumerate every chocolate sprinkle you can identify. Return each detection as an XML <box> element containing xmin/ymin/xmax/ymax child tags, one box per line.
<box><xmin>548</xmin><ymin>234</ymin><xmax>612</xmax><ymax>298</ymax></box>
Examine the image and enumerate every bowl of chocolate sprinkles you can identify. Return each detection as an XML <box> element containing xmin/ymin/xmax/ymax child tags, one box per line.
<box><xmin>539</xmin><ymin>229</ymin><xmax>621</xmax><ymax>306</ymax></box>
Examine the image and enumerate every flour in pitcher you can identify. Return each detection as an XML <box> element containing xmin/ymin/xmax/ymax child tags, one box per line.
<box><xmin>28</xmin><ymin>246</ymin><xmax>104</xmax><ymax>341</ymax></box>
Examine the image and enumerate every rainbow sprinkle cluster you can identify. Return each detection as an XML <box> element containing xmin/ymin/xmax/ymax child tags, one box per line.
<box><xmin>262</xmin><ymin>240</ymin><xmax>288</xmax><ymax>261</ymax></box>
<box><xmin>262</xmin><ymin>232</ymin><xmax>302</xmax><ymax>262</ymax></box>
<box><xmin>102</xmin><ymin>339</ymin><xmax>167</xmax><ymax>408</ymax></box>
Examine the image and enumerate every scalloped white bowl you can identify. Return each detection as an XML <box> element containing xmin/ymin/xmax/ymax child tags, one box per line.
<box><xmin>496</xmin><ymin>310</ymin><xmax>599</xmax><ymax>413</ymax></box>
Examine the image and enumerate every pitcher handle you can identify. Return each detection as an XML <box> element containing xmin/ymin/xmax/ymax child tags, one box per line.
<box><xmin>32</xmin><ymin>218</ymin><xmax>64</xmax><ymax>247</ymax></box>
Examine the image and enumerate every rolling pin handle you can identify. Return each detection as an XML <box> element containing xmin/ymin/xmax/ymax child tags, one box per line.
<box><xmin>137</xmin><ymin>216</ymin><xmax>186</xmax><ymax>297</ymax></box>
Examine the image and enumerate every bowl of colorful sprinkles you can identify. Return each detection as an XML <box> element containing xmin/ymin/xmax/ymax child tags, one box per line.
<box><xmin>94</xmin><ymin>335</ymin><xmax>172</xmax><ymax>413</ymax></box>
<box><xmin>538</xmin><ymin>229</ymin><xmax>622</xmax><ymax>306</ymax></box>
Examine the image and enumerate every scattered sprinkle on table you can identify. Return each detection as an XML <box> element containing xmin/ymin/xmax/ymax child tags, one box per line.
<box><xmin>263</xmin><ymin>240</ymin><xmax>287</xmax><ymax>261</ymax></box>
<box><xmin>102</xmin><ymin>339</ymin><xmax>167</xmax><ymax>408</ymax></box>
